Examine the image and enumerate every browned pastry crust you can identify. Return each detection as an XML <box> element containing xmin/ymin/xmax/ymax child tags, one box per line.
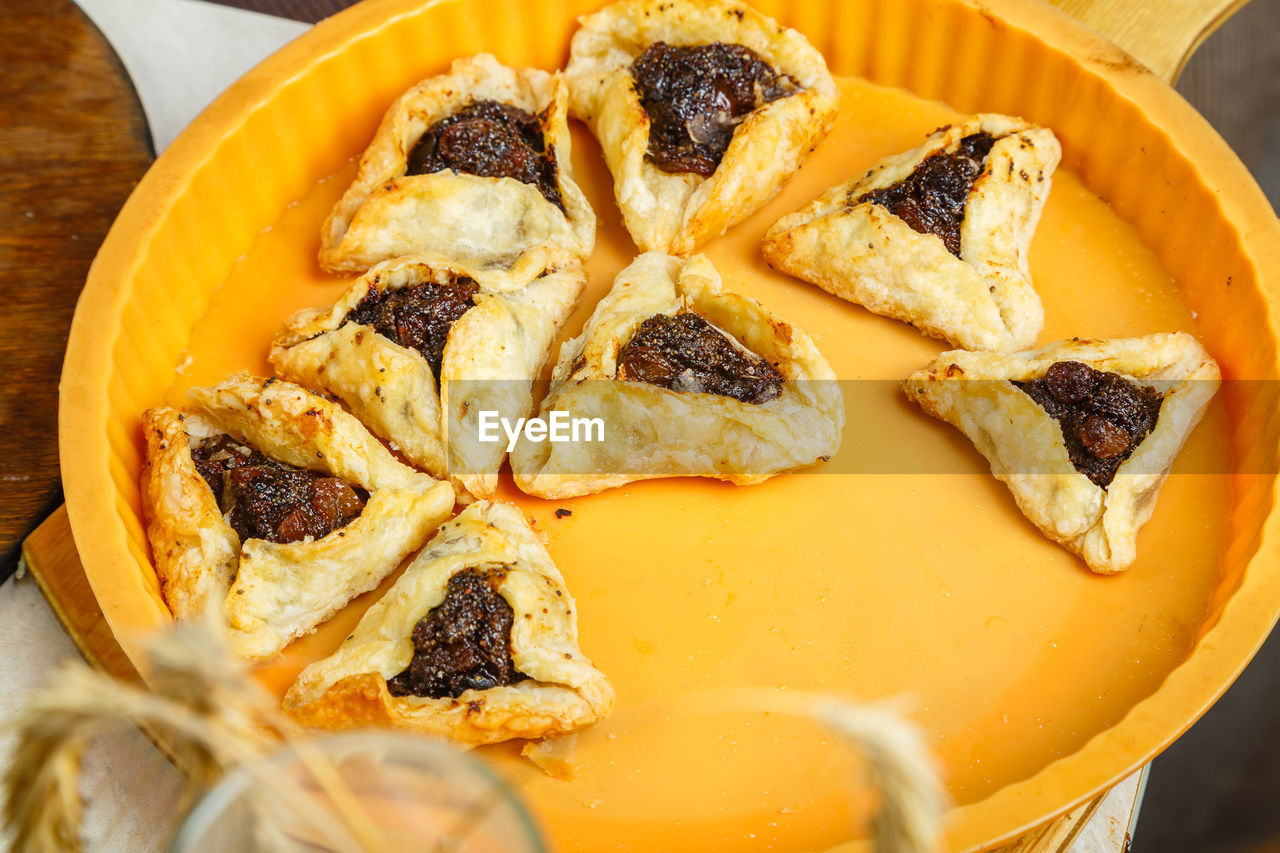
<box><xmin>565</xmin><ymin>0</ymin><xmax>838</xmax><ymax>254</ymax></box>
<box><xmin>283</xmin><ymin>501</ymin><xmax>614</xmax><ymax>745</ymax></box>
<box><xmin>902</xmin><ymin>334</ymin><xmax>1219</xmax><ymax>573</ymax></box>
<box><xmin>271</xmin><ymin>253</ymin><xmax>585</xmax><ymax>502</ymax></box>
<box><xmin>141</xmin><ymin>374</ymin><xmax>455</xmax><ymax>660</ymax></box>
<box><xmin>511</xmin><ymin>251</ymin><xmax>844</xmax><ymax>498</ymax></box>
<box><xmin>319</xmin><ymin>54</ymin><xmax>594</xmax><ymax>273</ymax></box>
<box><xmin>763</xmin><ymin>114</ymin><xmax>1060</xmax><ymax>351</ymax></box>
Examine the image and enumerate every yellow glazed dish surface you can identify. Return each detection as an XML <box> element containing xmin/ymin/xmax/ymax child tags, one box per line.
<box><xmin>59</xmin><ymin>0</ymin><xmax>1280</xmax><ymax>850</ymax></box>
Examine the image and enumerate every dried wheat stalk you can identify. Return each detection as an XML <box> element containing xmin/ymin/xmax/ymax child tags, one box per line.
<box><xmin>816</xmin><ymin>699</ymin><xmax>948</xmax><ymax>853</ymax></box>
<box><xmin>648</xmin><ymin>687</ymin><xmax>947</xmax><ymax>853</ymax></box>
<box><xmin>1</xmin><ymin>614</ymin><xmax>390</xmax><ymax>853</ymax></box>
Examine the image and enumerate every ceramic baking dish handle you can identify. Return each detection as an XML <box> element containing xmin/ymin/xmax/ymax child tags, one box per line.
<box><xmin>1048</xmin><ymin>0</ymin><xmax>1251</xmax><ymax>82</ymax></box>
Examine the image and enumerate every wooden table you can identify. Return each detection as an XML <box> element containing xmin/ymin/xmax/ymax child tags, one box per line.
<box><xmin>0</xmin><ymin>0</ymin><xmax>152</xmax><ymax>572</ymax></box>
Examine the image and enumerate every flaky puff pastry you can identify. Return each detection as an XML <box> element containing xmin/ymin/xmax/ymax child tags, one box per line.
<box><xmin>141</xmin><ymin>374</ymin><xmax>455</xmax><ymax>660</ymax></box>
<box><xmin>902</xmin><ymin>334</ymin><xmax>1218</xmax><ymax>573</ymax></box>
<box><xmin>565</xmin><ymin>0</ymin><xmax>837</xmax><ymax>255</ymax></box>
<box><xmin>763</xmin><ymin>115</ymin><xmax>1060</xmax><ymax>351</ymax></box>
<box><xmin>271</xmin><ymin>254</ymin><xmax>585</xmax><ymax>502</ymax></box>
<box><xmin>511</xmin><ymin>252</ymin><xmax>843</xmax><ymax>498</ymax></box>
<box><xmin>283</xmin><ymin>500</ymin><xmax>614</xmax><ymax>745</ymax></box>
<box><xmin>319</xmin><ymin>54</ymin><xmax>595</xmax><ymax>273</ymax></box>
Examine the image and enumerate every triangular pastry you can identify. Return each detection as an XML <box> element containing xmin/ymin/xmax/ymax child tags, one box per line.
<box><xmin>511</xmin><ymin>251</ymin><xmax>844</xmax><ymax>498</ymax></box>
<box><xmin>763</xmin><ymin>114</ymin><xmax>1060</xmax><ymax>351</ymax></box>
<box><xmin>565</xmin><ymin>0</ymin><xmax>838</xmax><ymax>255</ymax></box>
<box><xmin>319</xmin><ymin>53</ymin><xmax>595</xmax><ymax>273</ymax></box>
<box><xmin>141</xmin><ymin>374</ymin><xmax>455</xmax><ymax>660</ymax></box>
<box><xmin>282</xmin><ymin>500</ymin><xmax>614</xmax><ymax>745</ymax></box>
<box><xmin>902</xmin><ymin>333</ymin><xmax>1219</xmax><ymax>573</ymax></box>
<box><xmin>271</xmin><ymin>253</ymin><xmax>585</xmax><ymax>502</ymax></box>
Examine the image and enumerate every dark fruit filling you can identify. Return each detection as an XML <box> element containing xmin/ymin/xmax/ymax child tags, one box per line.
<box><xmin>344</xmin><ymin>278</ymin><xmax>480</xmax><ymax>380</ymax></box>
<box><xmin>617</xmin><ymin>311</ymin><xmax>784</xmax><ymax>405</ymax></box>
<box><xmin>191</xmin><ymin>434</ymin><xmax>367</xmax><ymax>544</ymax></box>
<box><xmin>631</xmin><ymin>41</ymin><xmax>800</xmax><ymax>177</ymax></box>
<box><xmin>1014</xmin><ymin>360</ymin><xmax>1163</xmax><ymax>488</ymax></box>
<box><xmin>856</xmin><ymin>132</ymin><xmax>997</xmax><ymax>256</ymax></box>
<box><xmin>387</xmin><ymin>568</ymin><xmax>527</xmax><ymax>699</ymax></box>
<box><xmin>406</xmin><ymin>99</ymin><xmax>564</xmax><ymax>211</ymax></box>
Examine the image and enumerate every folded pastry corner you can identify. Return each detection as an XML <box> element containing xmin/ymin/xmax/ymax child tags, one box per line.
<box><xmin>141</xmin><ymin>373</ymin><xmax>455</xmax><ymax>660</ymax></box>
<box><xmin>902</xmin><ymin>333</ymin><xmax>1219</xmax><ymax>573</ymax></box>
<box><xmin>271</xmin><ymin>253</ymin><xmax>585</xmax><ymax>502</ymax></box>
<box><xmin>319</xmin><ymin>53</ymin><xmax>595</xmax><ymax>273</ymax></box>
<box><xmin>511</xmin><ymin>251</ymin><xmax>844</xmax><ymax>498</ymax></box>
<box><xmin>764</xmin><ymin>114</ymin><xmax>1060</xmax><ymax>351</ymax></box>
<box><xmin>565</xmin><ymin>0</ymin><xmax>838</xmax><ymax>255</ymax></box>
<box><xmin>282</xmin><ymin>500</ymin><xmax>614</xmax><ymax>745</ymax></box>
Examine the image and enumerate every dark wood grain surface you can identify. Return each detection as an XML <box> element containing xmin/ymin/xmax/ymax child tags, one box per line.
<box><xmin>210</xmin><ymin>0</ymin><xmax>353</xmax><ymax>22</ymax></box>
<box><xmin>0</xmin><ymin>0</ymin><xmax>152</xmax><ymax>575</ymax></box>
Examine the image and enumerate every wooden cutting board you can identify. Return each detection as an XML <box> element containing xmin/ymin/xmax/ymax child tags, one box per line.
<box><xmin>0</xmin><ymin>0</ymin><xmax>153</xmax><ymax>574</ymax></box>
